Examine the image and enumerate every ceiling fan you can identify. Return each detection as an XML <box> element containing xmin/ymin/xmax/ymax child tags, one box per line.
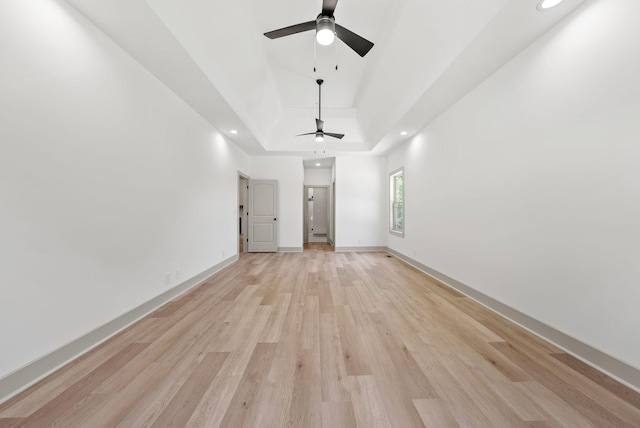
<box><xmin>263</xmin><ymin>0</ymin><xmax>374</xmax><ymax>57</ymax></box>
<box><xmin>297</xmin><ymin>79</ymin><xmax>344</xmax><ymax>142</ymax></box>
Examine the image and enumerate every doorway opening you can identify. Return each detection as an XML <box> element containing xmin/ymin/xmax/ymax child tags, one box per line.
<box><xmin>302</xmin><ymin>157</ymin><xmax>335</xmax><ymax>251</ymax></box>
<box><xmin>303</xmin><ymin>185</ymin><xmax>332</xmax><ymax>252</ymax></box>
<box><xmin>238</xmin><ymin>172</ymin><xmax>249</xmax><ymax>254</ymax></box>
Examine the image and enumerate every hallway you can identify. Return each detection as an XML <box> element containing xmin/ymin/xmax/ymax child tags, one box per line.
<box><xmin>303</xmin><ymin>242</ymin><xmax>334</xmax><ymax>252</ymax></box>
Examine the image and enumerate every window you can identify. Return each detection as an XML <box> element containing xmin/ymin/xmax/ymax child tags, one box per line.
<box><xmin>389</xmin><ymin>168</ymin><xmax>404</xmax><ymax>237</ymax></box>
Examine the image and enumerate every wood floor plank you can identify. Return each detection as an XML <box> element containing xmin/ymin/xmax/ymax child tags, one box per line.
<box><xmin>281</xmin><ymin>278</ymin><xmax>306</xmax><ymax>335</ymax></box>
<box><xmin>335</xmin><ymin>305</ymin><xmax>372</xmax><ymax>376</ymax></box>
<box><xmin>319</xmin><ymin>312</ymin><xmax>351</xmax><ymax>403</ymax></box>
<box><xmin>258</xmin><ymin>292</ymin><xmax>292</xmax><ymax>343</ymax></box>
<box><xmin>3</xmin><ymin>250</ymin><xmax>639</xmax><ymax>427</ymax></box>
<box><xmin>357</xmin><ymin>321</ymin><xmax>426</xmax><ymax>427</ymax></box>
<box><xmin>150</xmin><ymin>352</ymin><xmax>228</xmax><ymax>428</ymax></box>
<box><xmin>479</xmin><ymin>315</ymin><xmax>558</xmax><ymax>355</ymax></box>
<box><xmin>14</xmin><ymin>343</ymin><xmax>148</xmax><ymax>427</ymax></box>
<box><xmin>115</xmin><ymin>356</ymin><xmax>210</xmax><ymax>428</ymax></box>
<box><xmin>0</xmin><ymin>419</ymin><xmax>24</xmax><ymax>428</ymax></box>
<box><xmin>287</xmin><ymin>348</ymin><xmax>322</xmax><ymax>428</ymax></box>
<box><xmin>551</xmin><ymin>352</ymin><xmax>640</xmax><ymax>410</ymax></box>
<box><xmin>411</xmin><ymin>346</ymin><xmax>497</xmax><ymax>427</ymax></box>
<box><xmin>348</xmin><ymin>375</ymin><xmax>393</xmax><ymax>428</ymax></box>
<box><xmin>301</xmin><ymin>295</ymin><xmax>320</xmax><ymax>350</ymax></box>
<box><xmin>145</xmin><ymin>310</ymin><xmax>223</xmax><ymax>366</ymax></box>
<box><xmin>254</xmin><ymin>272</ymin><xmax>279</xmax><ymax>305</ymax></box>
<box><xmin>321</xmin><ymin>402</ymin><xmax>357</xmax><ymax>428</ymax></box>
<box><xmin>492</xmin><ymin>342</ymin><xmax>637</xmax><ymax>427</ymax></box>
<box><xmin>0</xmin><ymin>338</ymin><xmax>132</xmax><ymax>418</ymax></box>
<box><xmin>49</xmin><ymin>392</ymin><xmax>108</xmax><ymax>428</ymax></box>
<box><xmin>433</xmin><ymin>344</ymin><xmax>529</xmax><ymax>427</ymax></box>
<box><xmin>221</xmin><ymin>278</ymin><xmax>251</xmax><ymax>301</ymax></box>
<box><xmin>368</xmin><ymin>311</ymin><xmax>439</xmax><ymax>399</ymax></box>
<box><xmin>218</xmin><ymin>344</ymin><xmax>276</xmax><ymax>428</ymax></box>
<box><xmin>151</xmin><ymin>292</ymin><xmax>194</xmax><ymax>318</ymax></box>
<box><xmin>250</xmin><ymin>332</ymin><xmax>300</xmax><ymax>428</ymax></box>
<box><xmin>345</xmin><ymin>280</ymin><xmax>378</xmax><ymax>313</ymax></box>
<box><xmin>213</xmin><ymin>297</ymin><xmax>263</xmax><ymax>352</ymax></box>
<box><xmin>470</xmin><ymin>363</ymin><xmax>547</xmax><ymax>422</ymax></box>
<box><xmin>74</xmin><ymin>361</ymin><xmax>180</xmax><ymax>428</ymax></box>
<box><xmin>328</xmin><ymin>278</ymin><xmax>347</xmax><ymax>306</ymax></box>
<box><xmin>514</xmin><ymin>381</ymin><xmax>600</xmax><ymax>428</ymax></box>
<box><xmin>413</xmin><ymin>398</ymin><xmax>460</xmax><ymax>427</ymax></box>
<box><xmin>184</xmin><ymin>306</ymin><xmax>272</xmax><ymax>427</ymax></box>
<box><xmin>317</xmin><ymin>278</ymin><xmax>334</xmax><ymax>314</ymax></box>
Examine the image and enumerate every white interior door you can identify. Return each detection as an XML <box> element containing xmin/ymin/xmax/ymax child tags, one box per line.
<box><xmin>248</xmin><ymin>179</ymin><xmax>278</xmax><ymax>252</ymax></box>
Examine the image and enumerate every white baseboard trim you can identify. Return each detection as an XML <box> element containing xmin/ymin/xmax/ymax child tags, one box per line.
<box><xmin>334</xmin><ymin>246</ymin><xmax>387</xmax><ymax>252</ymax></box>
<box><xmin>0</xmin><ymin>255</ymin><xmax>238</xmax><ymax>404</ymax></box>
<box><xmin>278</xmin><ymin>247</ymin><xmax>303</xmax><ymax>252</ymax></box>
<box><xmin>385</xmin><ymin>247</ymin><xmax>640</xmax><ymax>392</ymax></box>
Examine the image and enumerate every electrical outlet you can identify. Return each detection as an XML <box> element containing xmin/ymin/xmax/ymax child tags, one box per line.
<box><xmin>165</xmin><ymin>272</ymin><xmax>171</xmax><ymax>285</ymax></box>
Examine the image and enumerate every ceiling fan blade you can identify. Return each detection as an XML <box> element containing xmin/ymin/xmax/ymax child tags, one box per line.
<box><xmin>316</xmin><ymin>119</ymin><xmax>324</xmax><ymax>131</ymax></box>
<box><xmin>322</xmin><ymin>0</ymin><xmax>339</xmax><ymax>16</ymax></box>
<box><xmin>335</xmin><ymin>24</ymin><xmax>374</xmax><ymax>57</ymax></box>
<box><xmin>264</xmin><ymin>20</ymin><xmax>316</xmax><ymax>39</ymax></box>
<box><xmin>325</xmin><ymin>132</ymin><xmax>345</xmax><ymax>139</ymax></box>
<box><xmin>296</xmin><ymin>131</ymin><xmax>318</xmax><ymax>136</ymax></box>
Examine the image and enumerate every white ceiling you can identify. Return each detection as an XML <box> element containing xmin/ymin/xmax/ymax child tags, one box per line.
<box><xmin>303</xmin><ymin>157</ymin><xmax>334</xmax><ymax>170</ymax></box>
<box><xmin>65</xmin><ymin>0</ymin><xmax>585</xmax><ymax>158</ymax></box>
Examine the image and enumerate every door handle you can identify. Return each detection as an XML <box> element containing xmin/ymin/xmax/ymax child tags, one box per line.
<box><xmin>274</xmin><ymin>218</ymin><xmax>277</xmax><ymax>221</ymax></box>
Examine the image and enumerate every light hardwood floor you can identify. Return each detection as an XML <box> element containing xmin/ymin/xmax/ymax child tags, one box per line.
<box><xmin>1</xmin><ymin>249</ymin><xmax>639</xmax><ymax>427</ymax></box>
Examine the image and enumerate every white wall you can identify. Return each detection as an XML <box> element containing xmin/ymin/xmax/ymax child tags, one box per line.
<box><xmin>250</xmin><ymin>157</ymin><xmax>304</xmax><ymax>249</ymax></box>
<box><xmin>0</xmin><ymin>1</ymin><xmax>248</xmax><ymax>379</ymax></box>
<box><xmin>387</xmin><ymin>0</ymin><xmax>640</xmax><ymax>369</ymax></box>
<box><xmin>304</xmin><ymin>168</ymin><xmax>332</xmax><ymax>186</ymax></box>
<box><xmin>335</xmin><ymin>157</ymin><xmax>387</xmax><ymax>248</ymax></box>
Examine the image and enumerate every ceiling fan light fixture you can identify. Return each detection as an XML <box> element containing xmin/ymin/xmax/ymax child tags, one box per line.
<box><xmin>537</xmin><ymin>0</ymin><xmax>564</xmax><ymax>11</ymax></box>
<box><xmin>316</xmin><ymin>16</ymin><xmax>335</xmax><ymax>46</ymax></box>
<box><xmin>315</xmin><ymin>133</ymin><xmax>325</xmax><ymax>142</ymax></box>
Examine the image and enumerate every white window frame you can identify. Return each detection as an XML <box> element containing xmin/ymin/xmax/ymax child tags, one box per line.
<box><xmin>389</xmin><ymin>167</ymin><xmax>404</xmax><ymax>237</ymax></box>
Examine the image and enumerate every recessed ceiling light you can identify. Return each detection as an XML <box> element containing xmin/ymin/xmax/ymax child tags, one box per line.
<box><xmin>316</xmin><ymin>163</ymin><xmax>321</xmax><ymax>166</ymax></box>
<box><xmin>400</xmin><ymin>131</ymin><xmax>408</xmax><ymax>136</ymax></box>
<box><xmin>537</xmin><ymin>0</ymin><xmax>564</xmax><ymax>11</ymax></box>
<box><xmin>230</xmin><ymin>129</ymin><xmax>238</xmax><ymax>134</ymax></box>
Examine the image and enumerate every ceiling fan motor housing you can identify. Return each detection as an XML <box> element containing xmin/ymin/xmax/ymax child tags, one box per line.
<box><xmin>316</xmin><ymin>16</ymin><xmax>336</xmax><ymax>45</ymax></box>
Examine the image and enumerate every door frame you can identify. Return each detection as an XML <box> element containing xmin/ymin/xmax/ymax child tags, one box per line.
<box><xmin>303</xmin><ymin>185</ymin><xmax>330</xmax><ymax>245</ymax></box>
<box><xmin>238</xmin><ymin>171</ymin><xmax>250</xmax><ymax>255</ymax></box>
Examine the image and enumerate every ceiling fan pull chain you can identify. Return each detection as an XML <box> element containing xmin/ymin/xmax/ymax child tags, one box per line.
<box><xmin>335</xmin><ymin>34</ymin><xmax>339</xmax><ymax>71</ymax></box>
<box><xmin>313</xmin><ymin>40</ymin><xmax>317</xmax><ymax>73</ymax></box>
